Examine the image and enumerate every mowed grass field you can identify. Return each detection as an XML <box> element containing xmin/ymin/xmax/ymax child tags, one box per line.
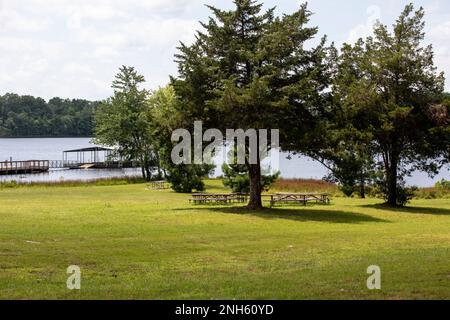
<box><xmin>0</xmin><ymin>180</ymin><xmax>449</xmax><ymax>300</ymax></box>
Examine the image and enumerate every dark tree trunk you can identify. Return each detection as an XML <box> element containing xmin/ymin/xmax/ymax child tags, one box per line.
<box><xmin>386</xmin><ymin>154</ymin><xmax>398</xmax><ymax>207</ymax></box>
<box><xmin>141</xmin><ymin>165</ymin><xmax>146</xmax><ymax>180</ymax></box>
<box><xmin>145</xmin><ymin>165</ymin><xmax>152</xmax><ymax>182</ymax></box>
<box><xmin>359</xmin><ymin>172</ymin><xmax>366</xmax><ymax>199</ymax></box>
<box><xmin>359</xmin><ymin>182</ymin><xmax>366</xmax><ymax>199</ymax></box>
<box><xmin>143</xmin><ymin>154</ymin><xmax>152</xmax><ymax>182</ymax></box>
<box><xmin>247</xmin><ymin>162</ymin><xmax>263</xmax><ymax>210</ymax></box>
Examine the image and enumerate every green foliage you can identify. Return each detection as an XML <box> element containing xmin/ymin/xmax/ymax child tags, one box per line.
<box><xmin>173</xmin><ymin>1</ymin><xmax>331</xmax><ymax>208</ymax></box>
<box><xmin>319</xmin><ymin>139</ymin><xmax>376</xmax><ymax>198</ymax></box>
<box><xmin>165</xmin><ymin>164</ymin><xmax>215</xmax><ymax>193</ymax></box>
<box><xmin>435</xmin><ymin>179</ymin><xmax>450</xmax><ymax>190</ymax></box>
<box><xmin>371</xmin><ymin>173</ymin><xmax>418</xmax><ymax>206</ymax></box>
<box><xmin>147</xmin><ymin>85</ymin><xmax>216</xmax><ymax>193</ymax></box>
<box><xmin>222</xmin><ymin>163</ymin><xmax>279</xmax><ymax>193</ymax></box>
<box><xmin>94</xmin><ymin>66</ymin><xmax>157</xmax><ymax>181</ymax></box>
<box><xmin>395</xmin><ymin>186</ymin><xmax>418</xmax><ymax>207</ymax></box>
<box><xmin>339</xmin><ymin>185</ymin><xmax>356</xmax><ymax>198</ymax></box>
<box><xmin>331</xmin><ymin>4</ymin><xmax>449</xmax><ymax>206</ymax></box>
<box><xmin>0</xmin><ymin>94</ymin><xmax>98</xmax><ymax>137</ymax></box>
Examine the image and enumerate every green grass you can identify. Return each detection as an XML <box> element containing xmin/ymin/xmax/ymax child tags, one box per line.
<box><xmin>0</xmin><ymin>180</ymin><xmax>449</xmax><ymax>300</ymax></box>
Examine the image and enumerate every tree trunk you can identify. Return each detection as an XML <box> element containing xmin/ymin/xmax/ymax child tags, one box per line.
<box><xmin>145</xmin><ymin>166</ymin><xmax>152</xmax><ymax>182</ymax></box>
<box><xmin>359</xmin><ymin>172</ymin><xmax>366</xmax><ymax>199</ymax></box>
<box><xmin>141</xmin><ymin>165</ymin><xmax>147</xmax><ymax>180</ymax></box>
<box><xmin>247</xmin><ymin>162</ymin><xmax>263</xmax><ymax>210</ymax></box>
<box><xmin>143</xmin><ymin>155</ymin><xmax>152</xmax><ymax>182</ymax></box>
<box><xmin>386</xmin><ymin>154</ymin><xmax>398</xmax><ymax>207</ymax></box>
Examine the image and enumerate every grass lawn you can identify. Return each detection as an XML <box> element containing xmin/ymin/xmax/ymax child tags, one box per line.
<box><xmin>0</xmin><ymin>180</ymin><xmax>449</xmax><ymax>300</ymax></box>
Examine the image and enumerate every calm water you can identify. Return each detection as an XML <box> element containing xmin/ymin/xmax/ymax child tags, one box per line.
<box><xmin>0</xmin><ymin>138</ymin><xmax>448</xmax><ymax>186</ymax></box>
<box><xmin>0</xmin><ymin>138</ymin><xmax>141</xmax><ymax>183</ymax></box>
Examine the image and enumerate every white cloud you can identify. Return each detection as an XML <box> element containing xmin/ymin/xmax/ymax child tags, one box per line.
<box><xmin>347</xmin><ymin>5</ymin><xmax>381</xmax><ymax>43</ymax></box>
<box><xmin>122</xmin><ymin>18</ymin><xmax>199</xmax><ymax>47</ymax></box>
<box><xmin>0</xmin><ymin>4</ymin><xmax>50</xmax><ymax>32</ymax></box>
<box><xmin>65</xmin><ymin>4</ymin><xmax>128</xmax><ymax>30</ymax></box>
<box><xmin>429</xmin><ymin>21</ymin><xmax>450</xmax><ymax>40</ymax></box>
<box><xmin>0</xmin><ymin>0</ymin><xmax>448</xmax><ymax>99</ymax></box>
<box><xmin>0</xmin><ymin>0</ymin><xmax>203</xmax><ymax>100</ymax></box>
<box><xmin>428</xmin><ymin>21</ymin><xmax>450</xmax><ymax>88</ymax></box>
<box><xmin>63</xmin><ymin>63</ymin><xmax>93</xmax><ymax>75</ymax></box>
<box><xmin>93</xmin><ymin>46</ymin><xmax>120</xmax><ymax>59</ymax></box>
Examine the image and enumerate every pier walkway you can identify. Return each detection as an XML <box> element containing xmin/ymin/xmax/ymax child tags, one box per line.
<box><xmin>0</xmin><ymin>160</ymin><xmax>49</xmax><ymax>175</ymax></box>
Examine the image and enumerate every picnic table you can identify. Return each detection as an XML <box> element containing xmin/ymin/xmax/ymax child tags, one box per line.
<box><xmin>267</xmin><ymin>193</ymin><xmax>330</xmax><ymax>207</ymax></box>
<box><xmin>190</xmin><ymin>193</ymin><xmax>248</xmax><ymax>205</ymax></box>
<box><xmin>189</xmin><ymin>192</ymin><xmax>330</xmax><ymax>207</ymax></box>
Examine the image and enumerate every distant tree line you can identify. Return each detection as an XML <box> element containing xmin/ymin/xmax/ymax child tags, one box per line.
<box><xmin>0</xmin><ymin>93</ymin><xmax>99</xmax><ymax>137</ymax></box>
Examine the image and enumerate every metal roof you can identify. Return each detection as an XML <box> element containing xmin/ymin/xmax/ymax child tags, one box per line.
<box><xmin>63</xmin><ymin>147</ymin><xmax>113</xmax><ymax>153</ymax></box>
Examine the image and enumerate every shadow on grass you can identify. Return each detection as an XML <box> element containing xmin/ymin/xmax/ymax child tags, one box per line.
<box><xmin>176</xmin><ymin>206</ymin><xmax>388</xmax><ymax>224</ymax></box>
<box><xmin>361</xmin><ymin>203</ymin><xmax>450</xmax><ymax>216</ymax></box>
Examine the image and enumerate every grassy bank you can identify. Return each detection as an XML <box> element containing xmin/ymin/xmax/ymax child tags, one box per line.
<box><xmin>272</xmin><ymin>178</ymin><xmax>450</xmax><ymax>199</ymax></box>
<box><xmin>0</xmin><ymin>176</ymin><xmax>145</xmax><ymax>189</ymax></box>
<box><xmin>0</xmin><ymin>180</ymin><xmax>449</xmax><ymax>299</ymax></box>
<box><xmin>2</xmin><ymin>177</ymin><xmax>449</xmax><ymax>199</ymax></box>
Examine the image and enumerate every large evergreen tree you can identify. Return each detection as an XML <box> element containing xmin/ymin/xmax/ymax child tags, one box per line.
<box><xmin>173</xmin><ymin>0</ymin><xmax>331</xmax><ymax>209</ymax></box>
<box><xmin>333</xmin><ymin>4</ymin><xmax>449</xmax><ymax>206</ymax></box>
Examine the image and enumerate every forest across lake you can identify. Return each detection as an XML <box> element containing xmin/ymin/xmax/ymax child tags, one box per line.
<box><xmin>0</xmin><ymin>93</ymin><xmax>99</xmax><ymax>137</ymax></box>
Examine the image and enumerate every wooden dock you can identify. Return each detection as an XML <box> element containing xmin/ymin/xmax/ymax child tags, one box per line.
<box><xmin>0</xmin><ymin>160</ymin><xmax>49</xmax><ymax>175</ymax></box>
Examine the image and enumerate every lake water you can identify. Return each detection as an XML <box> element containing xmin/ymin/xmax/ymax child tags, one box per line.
<box><xmin>0</xmin><ymin>138</ymin><xmax>142</xmax><ymax>183</ymax></box>
<box><xmin>0</xmin><ymin>138</ymin><xmax>448</xmax><ymax>187</ymax></box>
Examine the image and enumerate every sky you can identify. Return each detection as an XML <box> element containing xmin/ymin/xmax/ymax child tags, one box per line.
<box><xmin>0</xmin><ymin>0</ymin><xmax>449</xmax><ymax>101</ymax></box>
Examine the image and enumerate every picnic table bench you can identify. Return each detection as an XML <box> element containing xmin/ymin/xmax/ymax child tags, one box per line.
<box><xmin>189</xmin><ymin>192</ymin><xmax>331</xmax><ymax>207</ymax></box>
<box><xmin>267</xmin><ymin>193</ymin><xmax>330</xmax><ymax>207</ymax></box>
<box><xmin>190</xmin><ymin>193</ymin><xmax>249</xmax><ymax>205</ymax></box>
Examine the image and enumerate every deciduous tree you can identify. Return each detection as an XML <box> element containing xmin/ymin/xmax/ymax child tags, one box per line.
<box><xmin>94</xmin><ymin>66</ymin><xmax>156</xmax><ymax>181</ymax></box>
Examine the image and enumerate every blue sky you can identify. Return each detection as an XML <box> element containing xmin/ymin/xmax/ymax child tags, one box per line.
<box><xmin>0</xmin><ymin>0</ymin><xmax>449</xmax><ymax>100</ymax></box>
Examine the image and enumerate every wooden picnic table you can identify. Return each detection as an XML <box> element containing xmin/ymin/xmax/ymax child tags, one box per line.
<box><xmin>190</xmin><ymin>193</ymin><xmax>248</xmax><ymax>205</ymax></box>
<box><xmin>189</xmin><ymin>192</ymin><xmax>330</xmax><ymax>207</ymax></box>
<box><xmin>267</xmin><ymin>193</ymin><xmax>331</xmax><ymax>207</ymax></box>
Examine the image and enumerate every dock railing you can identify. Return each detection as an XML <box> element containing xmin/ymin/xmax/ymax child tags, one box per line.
<box><xmin>0</xmin><ymin>160</ymin><xmax>50</xmax><ymax>174</ymax></box>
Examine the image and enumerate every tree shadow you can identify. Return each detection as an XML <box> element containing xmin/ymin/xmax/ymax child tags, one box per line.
<box><xmin>175</xmin><ymin>206</ymin><xmax>388</xmax><ymax>224</ymax></box>
<box><xmin>361</xmin><ymin>203</ymin><xmax>450</xmax><ymax>216</ymax></box>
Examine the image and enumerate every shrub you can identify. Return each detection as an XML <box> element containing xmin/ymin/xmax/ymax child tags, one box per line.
<box><xmin>222</xmin><ymin>163</ymin><xmax>279</xmax><ymax>193</ymax></box>
<box><xmin>435</xmin><ymin>179</ymin><xmax>450</xmax><ymax>190</ymax></box>
<box><xmin>165</xmin><ymin>164</ymin><xmax>215</xmax><ymax>193</ymax></box>
<box><xmin>395</xmin><ymin>185</ymin><xmax>418</xmax><ymax>206</ymax></box>
<box><xmin>339</xmin><ymin>185</ymin><xmax>356</xmax><ymax>197</ymax></box>
<box><xmin>372</xmin><ymin>174</ymin><xmax>418</xmax><ymax>206</ymax></box>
